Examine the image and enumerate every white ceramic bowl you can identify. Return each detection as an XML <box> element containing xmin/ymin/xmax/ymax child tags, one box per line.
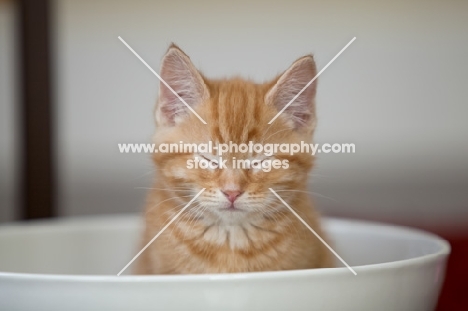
<box><xmin>0</xmin><ymin>215</ymin><xmax>449</xmax><ymax>311</ymax></box>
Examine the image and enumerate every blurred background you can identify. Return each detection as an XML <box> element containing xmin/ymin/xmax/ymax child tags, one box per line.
<box><xmin>0</xmin><ymin>0</ymin><xmax>467</xmax><ymax>309</ymax></box>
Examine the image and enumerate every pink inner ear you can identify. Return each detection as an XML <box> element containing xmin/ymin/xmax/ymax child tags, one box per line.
<box><xmin>157</xmin><ymin>48</ymin><xmax>206</xmax><ymax>126</ymax></box>
<box><xmin>268</xmin><ymin>57</ymin><xmax>317</xmax><ymax>129</ymax></box>
<box><xmin>159</xmin><ymin>94</ymin><xmax>185</xmax><ymax>125</ymax></box>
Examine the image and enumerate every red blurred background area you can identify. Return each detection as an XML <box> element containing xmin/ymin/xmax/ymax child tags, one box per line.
<box><xmin>437</xmin><ymin>236</ymin><xmax>468</xmax><ymax>310</ymax></box>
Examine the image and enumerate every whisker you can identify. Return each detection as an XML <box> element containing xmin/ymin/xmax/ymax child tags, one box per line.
<box><xmin>273</xmin><ymin>189</ymin><xmax>338</xmax><ymax>202</ymax></box>
<box><xmin>135</xmin><ymin>187</ymin><xmax>192</xmax><ymax>192</ymax></box>
<box><xmin>128</xmin><ymin>169</ymin><xmax>157</xmax><ymax>181</ymax></box>
<box><xmin>172</xmin><ymin>202</ymin><xmax>205</xmax><ymax>239</ymax></box>
<box><xmin>146</xmin><ymin>194</ymin><xmax>193</xmax><ymax>215</ymax></box>
<box><xmin>261</xmin><ymin>128</ymin><xmax>290</xmax><ymax>144</ymax></box>
<box><xmin>182</xmin><ymin>203</ymin><xmax>208</xmax><ymax>239</ymax></box>
<box><xmin>259</xmin><ymin>202</ymin><xmax>305</xmax><ymax>239</ymax></box>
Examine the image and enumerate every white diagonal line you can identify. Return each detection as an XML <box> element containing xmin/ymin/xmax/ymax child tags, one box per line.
<box><xmin>268</xmin><ymin>37</ymin><xmax>356</xmax><ymax>125</ymax></box>
<box><xmin>269</xmin><ymin>188</ymin><xmax>357</xmax><ymax>275</ymax></box>
<box><xmin>117</xmin><ymin>188</ymin><xmax>206</xmax><ymax>276</ymax></box>
<box><xmin>118</xmin><ymin>36</ymin><xmax>207</xmax><ymax>125</ymax></box>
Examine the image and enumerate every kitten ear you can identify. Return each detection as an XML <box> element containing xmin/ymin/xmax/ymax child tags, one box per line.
<box><xmin>265</xmin><ymin>55</ymin><xmax>317</xmax><ymax>131</ymax></box>
<box><xmin>156</xmin><ymin>44</ymin><xmax>209</xmax><ymax>126</ymax></box>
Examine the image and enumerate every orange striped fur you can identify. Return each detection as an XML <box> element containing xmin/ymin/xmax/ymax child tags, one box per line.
<box><xmin>136</xmin><ymin>44</ymin><xmax>333</xmax><ymax>274</ymax></box>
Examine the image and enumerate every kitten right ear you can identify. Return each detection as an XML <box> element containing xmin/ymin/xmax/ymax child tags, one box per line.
<box><xmin>156</xmin><ymin>44</ymin><xmax>208</xmax><ymax>126</ymax></box>
<box><xmin>265</xmin><ymin>55</ymin><xmax>317</xmax><ymax>131</ymax></box>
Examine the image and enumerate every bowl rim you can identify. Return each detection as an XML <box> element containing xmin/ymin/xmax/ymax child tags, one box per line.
<box><xmin>0</xmin><ymin>215</ymin><xmax>451</xmax><ymax>282</ymax></box>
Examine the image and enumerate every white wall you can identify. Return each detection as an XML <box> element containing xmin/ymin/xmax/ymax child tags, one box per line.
<box><xmin>0</xmin><ymin>0</ymin><xmax>17</xmax><ymax>222</ymax></box>
<box><xmin>55</xmin><ymin>0</ymin><xmax>468</xmax><ymax>230</ymax></box>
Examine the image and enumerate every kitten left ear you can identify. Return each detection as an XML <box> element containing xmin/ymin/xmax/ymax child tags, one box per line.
<box><xmin>265</xmin><ymin>55</ymin><xmax>317</xmax><ymax>131</ymax></box>
<box><xmin>156</xmin><ymin>44</ymin><xmax>209</xmax><ymax>126</ymax></box>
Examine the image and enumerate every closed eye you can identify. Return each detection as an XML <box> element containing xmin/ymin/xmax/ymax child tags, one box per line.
<box><xmin>197</xmin><ymin>153</ymin><xmax>219</xmax><ymax>168</ymax></box>
<box><xmin>249</xmin><ymin>156</ymin><xmax>273</xmax><ymax>171</ymax></box>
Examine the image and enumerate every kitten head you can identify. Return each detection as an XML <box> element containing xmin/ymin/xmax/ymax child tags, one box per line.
<box><xmin>153</xmin><ymin>44</ymin><xmax>317</xmax><ymax>225</ymax></box>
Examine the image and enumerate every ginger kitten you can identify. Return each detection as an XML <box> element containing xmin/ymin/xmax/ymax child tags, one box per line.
<box><xmin>136</xmin><ymin>44</ymin><xmax>333</xmax><ymax>274</ymax></box>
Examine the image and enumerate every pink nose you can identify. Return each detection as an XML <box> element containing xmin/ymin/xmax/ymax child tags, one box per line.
<box><xmin>222</xmin><ymin>190</ymin><xmax>242</xmax><ymax>203</ymax></box>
